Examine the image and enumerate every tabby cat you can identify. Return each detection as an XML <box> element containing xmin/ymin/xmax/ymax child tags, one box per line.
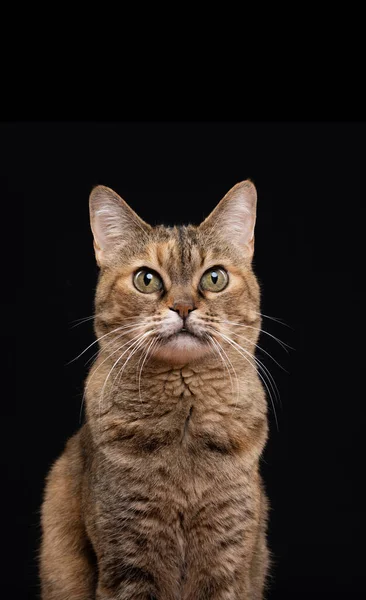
<box><xmin>40</xmin><ymin>181</ymin><xmax>270</xmax><ymax>599</ymax></box>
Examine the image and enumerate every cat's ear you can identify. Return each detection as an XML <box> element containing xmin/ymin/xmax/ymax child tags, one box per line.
<box><xmin>89</xmin><ymin>186</ymin><xmax>151</xmax><ymax>266</ymax></box>
<box><xmin>199</xmin><ymin>180</ymin><xmax>257</xmax><ymax>255</ymax></box>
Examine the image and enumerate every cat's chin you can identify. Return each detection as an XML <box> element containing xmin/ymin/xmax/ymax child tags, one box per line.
<box><xmin>153</xmin><ymin>333</ymin><xmax>210</xmax><ymax>364</ymax></box>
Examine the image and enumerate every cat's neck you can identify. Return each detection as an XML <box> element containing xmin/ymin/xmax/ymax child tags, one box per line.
<box><xmin>85</xmin><ymin>351</ymin><xmax>266</xmax><ymax>452</ymax></box>
<box><xmin>86</xmin><ymin>351</ymin><xmax>252</xmax><ymax>409</ymax></box>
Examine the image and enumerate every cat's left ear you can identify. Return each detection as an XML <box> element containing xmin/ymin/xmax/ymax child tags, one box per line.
<box><xmin>199</xmin><ymin>180</ymin><xmax>257</xmax><ymax>255</ymax></box>
<box><xmin>89</xmin><ymin>185</ymin><xmax>151</xmax><ymax>267</ymax></box>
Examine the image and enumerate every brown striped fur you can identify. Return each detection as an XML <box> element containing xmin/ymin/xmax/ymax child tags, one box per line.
<box><xmin>40</xmin><ymin>181</ymin><xmax>270</xmax><ymax>599</ymax></box>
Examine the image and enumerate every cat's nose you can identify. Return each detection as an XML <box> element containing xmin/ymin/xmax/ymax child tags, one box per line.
<box><xmin>170</xmin><ymin>300</ymin><xmax>196</xmax><ymax>320</ymax></box>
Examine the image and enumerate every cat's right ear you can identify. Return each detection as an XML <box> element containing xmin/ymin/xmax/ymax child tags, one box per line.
<box><xmin>89</xmin><ymin>186</ymin><xmax>151</xmax><ymax>267</ymax></box>
<box><xmin>199</xmin><ymin>180</ymin><xmax>257</xmax><ymax>256</ymax></box>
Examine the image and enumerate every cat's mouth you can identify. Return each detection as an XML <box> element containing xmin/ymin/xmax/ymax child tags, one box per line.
<box><xmin>154</xmin><ymin>326</ymin><xmax>210</xmax><ymax>362</ymax></box>
<box><xmin>164</xmin><ymin>329</ymin><xmax>198</xmax><ymax>341</ymax></box>
<box><xmin>178</xmin><ymin>327</ymin><xmax>194</xmax><ymax>335</ymax></box>
<box><xmin>166</xmin><ymin>325</ymin><xmax>204</xmax><ymax>340</ymax></box>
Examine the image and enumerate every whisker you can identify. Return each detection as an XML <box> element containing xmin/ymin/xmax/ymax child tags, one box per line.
<box><xmin>219</xmin><ymin>331</ymin><xmax>281</xmax><ymax>405</ymax></box>
<box><xmin>212</xmin><ymin>330</ymin><xmax>279</xmax><ymax>431</ymax></box>
<box><xmin>70</xmin><ymin>314</ymin><xmax>96</xmax><ymax>328</ymax></box>
<box><xmin>220</xmin><ymin>326</ymin><xmax>288</xmax><ymax>373</ymax></box>
<box><xmin>68</xmin><ymin>320</ymin><xmax>153</xmax><ymax>364</ymax></box>
<box><xmin>112</xmin><ymin>332</ymin><xmax>154</xmax><ymax>395</ymax></box>
<box><xmin>210</xmin><ymin>318</ymin><xmax>292</xmax><ymax>352</ymax></box>
<box><xmin>98</xmin><ymin>332</ymin><xmax>152</xmax><ymax>425</ymax></box>
<box><xmin>71</xmin><ymin>314</ymin><xmax>145</xmax><ymax>329</ymax></box>
<box><xmin>78</xmin><ymin>330</ymin><xmax>147</xmax><ymax>423</ymax></box>
<box><xmin>208</xmin><ymin>336</ymin><xmax>233</xmax><ymax>396</ymax></box>
<box><xmin>137</xmin><ymin>337</ymin><xmax>158</xmax><ymax>402</ymax></box>
<box><xmin>215</xmin><ymin>338</ymin><xmax>241</xmax><ymax>407</ymax></box>
<box><xmin>84</xmin><ymin>324</ymin><xmax>147</xmax><ymax>366</ymax></box>
<box><xmin>100</xmin><ymin>332</ymin><xmax>151</xmax><ymax>401</ymax></box>
<box><xmin>254</xmin><ymin>311</ymin><xmax>292</xmax><ymax>328</ymax></box>
<box><xmin>208</xmin><ymin>335</ymin><xmax>239</xmax><ymax>407</ymax></box>
<box><xmin>67</xmin><ymin>324</ymin><xmax>135</xmax><ymax>364</ymax></box>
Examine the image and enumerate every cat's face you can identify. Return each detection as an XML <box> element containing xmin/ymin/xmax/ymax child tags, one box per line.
<box><xmin>90</xmin><ymin>182</ymin><xmax>260</xmax><ymax>365</ymax></box>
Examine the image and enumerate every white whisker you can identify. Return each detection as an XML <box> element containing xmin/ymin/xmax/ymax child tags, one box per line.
<box><xmin>67</xmin><ymin>323</ymin><xmax>142</xmax><ymax>364</ymax></box>
<box><xmin>220</xmin><ymin>326</ymin><xmax>288</xmax><ymax>373</ymax></box>
<box><xmin>212</xmin><ymin>330</ymin><xmax>279</xmax><ymax>431</ymax></box>
<box><xmin>218</xmin><ymin>331</ymin><xmax>280</xmax><ymax>405</ymax></box>
<box><xmin>100</xmin><ymin>332</ymin><xmax>151</xmax><ymax>403</ymax></box>
<box><xmin>137</xmin><ymin>337</ymin><xmax>158</xmax><ymax>402</ymax></box>
<box><xmin>208</xmin><ymin>335</ymin><xmax>239</xmax><ymax>407</ymax></box>
<box><xmin>71</xmin><ymin>314</ymin><xmax>145</xmax><ymax>329</ymax></box>
<box><xmin>112</xmin><ymin>331</ymin><xmax>159</xmax><ymax>394</ymax></box>
<box><xmin>98</xmin><ymin>332</ymin><xmax>152</xmax><ymax>426</ymax></box>
<box><xmin>78</xmin><ymin>330</ymin><xmax>147</xmax><ymax>423</ymax></box>
<box><xmin>84</xmin><ymin>324</ymin><xmax>147</xmax><ymax>366</ymax></box>
<box><xmin>254</xmin><ymin>311</ymin><xmax>292</xmax><ymax>328</ymax></box>
<box><xmin>70</xmin><ymin>314</ymin><xmax>96</xmax><ymax>328</ymax></box>
<box><xmin>210</xmin><ymin>318</ymin><xmax>292</xmax><ymax>352</ymax></box>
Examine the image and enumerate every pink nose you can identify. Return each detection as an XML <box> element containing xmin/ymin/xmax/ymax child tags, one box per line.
<box><xmin>170</xmin><ymin>300</ymin><xmax>195</xmax><ymax>319</ymax></box>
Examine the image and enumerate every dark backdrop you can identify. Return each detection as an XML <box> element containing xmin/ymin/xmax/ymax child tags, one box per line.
<box><xmin>1</xmin><ymin>122</ymin><xmax>364</xmax><ymax>599</ymax></box>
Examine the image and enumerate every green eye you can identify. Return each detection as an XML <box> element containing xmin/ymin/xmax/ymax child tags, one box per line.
<box><xmin>200</xmin><ymin>267</ymin><xmax>228</xmax><ymax>292</ymax></box>
<box><xmin>133</xmin><ymin>268</ymin><xmax>163</xmax><ymax>294</ymax></box>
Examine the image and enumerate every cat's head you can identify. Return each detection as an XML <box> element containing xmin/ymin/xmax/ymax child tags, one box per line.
<box><xmin>89</xmin><ymin>181</ymin><xmax>260</xmax><ymax>365</ymax></box>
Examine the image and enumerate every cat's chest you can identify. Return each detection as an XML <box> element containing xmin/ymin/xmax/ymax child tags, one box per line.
<box><xmin>95</xmin><ymin>378</ymin><xmax>266</xmax><ymax>516</ymax></box>
<box><xmin>99</xmin><ymin>393</ymin><xmax>253</xmax><ymax>482</ymax></box>
<box><xmin>94</xmin><ymin>364</ymin><xmax>265</xmax><ymax>477</ymax></box>
<box><xmin>97</xmin><ymin>399</ymin><xmax>249</xmax><ymax>509</ymax></box>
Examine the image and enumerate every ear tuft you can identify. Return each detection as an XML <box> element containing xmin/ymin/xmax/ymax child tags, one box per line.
<box><xmin>199</xmin><ymin>180</ymin><xmax>257</xmax><ymax>254</ymax></box>
<box><xmin>89</xmin><ymin>185</ymin><xmax>150</xmax><ymax>266</ymax></box>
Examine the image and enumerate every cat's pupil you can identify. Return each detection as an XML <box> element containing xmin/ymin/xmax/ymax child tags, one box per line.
<box><xmin>211</xmin><ymin>271</ymin><xmax>218</xmax><ymax>284</ymax></box>
<box><xmin>144</xmin><ymin>273</ymin><xmax>153</xmax><ymax>286</ymax></box>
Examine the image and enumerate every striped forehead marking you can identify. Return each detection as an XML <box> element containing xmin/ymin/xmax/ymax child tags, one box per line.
<box><xmin>153</xmin><ymin>226</ymin><xmax>207</xmax><ymax>282</ymax></box>
<box><xmin>177</xmin><ymin>226</ymin><xmax>190</xmax><ymax>265</ymax></box>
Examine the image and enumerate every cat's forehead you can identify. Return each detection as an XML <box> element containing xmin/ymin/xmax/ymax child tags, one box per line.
<box><xmin>148</xmin><ymin>224</ymin><xmax>235</xmax><ymax>281</ymax></box>
<box><xmin>145</xmin><ymin>225</ymin><xmax>200</xmax><ymax>281</ymax></box>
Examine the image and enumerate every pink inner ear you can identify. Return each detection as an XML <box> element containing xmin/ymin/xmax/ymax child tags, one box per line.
<box><xmin>93</xmin><ymin>206</ymin><xmax>126</xmax><ymax>249</ymax></box>
<box><xmin>89</xmin><ymin>186</ymin><xmax>151</xmax><ymax>266</ymax></box>
<box><xmin>200</xmin><ymin>181</ymin><xmax>257</xmax><ymax>251</ymax></box>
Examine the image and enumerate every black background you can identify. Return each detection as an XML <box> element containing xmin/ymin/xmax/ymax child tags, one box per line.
<box><xmin>1</xmin><ymin>122</ymin><xmax>364</xmax><ymax>599</ymax></box>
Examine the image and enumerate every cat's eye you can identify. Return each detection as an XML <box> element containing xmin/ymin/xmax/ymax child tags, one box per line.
<box><xmin>133</xmin><ymin>268</ymin><xmax>163</xmax><ymax>294</ymax></box>
<box><xmin>200</xmin><ymin>267</ymin><xmax>228</xmax><ymax>292</ymax></box>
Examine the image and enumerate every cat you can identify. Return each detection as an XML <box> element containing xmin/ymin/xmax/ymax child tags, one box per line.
<box><xmin>40</xmin><ymin>180</ymin><xmax>270</xmax><ymax>600</ymax></box>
